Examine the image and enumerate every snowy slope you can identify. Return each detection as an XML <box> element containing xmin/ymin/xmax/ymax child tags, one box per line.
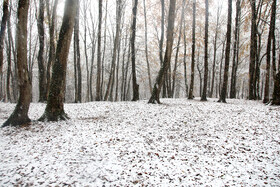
<box><xmin>0</xmin><ymin>98</ymin><xmax>279</xmax><ymax>186</ymax></box>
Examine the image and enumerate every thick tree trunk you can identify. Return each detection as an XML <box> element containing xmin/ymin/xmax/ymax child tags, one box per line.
<box><xmin>74</xmin><ymin>2</ymin><xmax>82</xmax><ymax>103</ymax></box>
<box><xmin>230</xmin><ymin>0</ymin><xmax>241</xmax><ymax>99</ymax></box>
<box><xmin>201</xmin><ymin>0</ymin><xmax>209</xmax><ymax>101</ymax></box>
<box><xmin>249</xmin><ymin>0</ymin><xmax>257</xmax><ymax>100</ymax></box>
<box><xmin>2</xmin><ymin>0</ymin><xmax>31</xmax><ymax>127</ymax></box>
<box><xmin>46</xmin><ymin>0</ymin><xmax>58</xmax><ymax>100</ymax></box>
<box><xmin>131</xmin><ymin>0</ymin><xmax>139</xmax><ymax>101</ymax></box>
<box><xmin>263</xmin><ymin>0</ymin><xmax>276</xmax><ymax>103</ymax></box>
<box><xmin>148</xmin><ymin>0</ymin><xmax>176</xmax><ymax>104</ymax></box>
<box><xmin>271</xmin><ymin>72</ymin><xmax>280</xmax><ymax>105</ymax></box>
<box><xmin>0</xmin><ymin>0</ymin><xmax>9</xmax><ymax>88</ymax></box>
<box><xmin>188</xmin><ymin>0</ymin><xmax>196</xmax><ymax>99</ymax></box>
<box><xmin>219</xmin><ymin>0</ymin><xmax>232</xmax><ymax>103</ymax></box>
<box><xmin>39</xmin><ymin>0</ymin><xmax>77</xmax><ymax>121</ymax></box>
<box><xmin>160</xmin><ymin>0</ymin><xmax>167</xmax><ymax>98</ymax></box>
<box><xmin>96</xmin><ymin>0</ymin><xmax>103</xmax><ymax>101</ymax></box>
<box><xmin>37</xmin><ymin>0</ymin><xmax>46</xmax><ymax>102</ymax></box>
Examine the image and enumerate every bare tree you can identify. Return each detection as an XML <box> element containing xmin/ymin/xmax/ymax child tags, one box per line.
<box><xmin>201</xmin><ymin>0</ymin><xmax>209</xmax><ymax>101</ymax></box>
<box><xmin>39</xmin><ymin>0</ymin><xmax>77</xmax><ymax>121</ymax></box>
<box><xmin>148</xmin><ymin>0</ymin><xmax>176</xmax><ymax>104</ymax></box>
<box><xmin>46</xmin><ymin>0</ymin><xmax>59</xmax><ymax>100</ymax></box>
<box><xmin>249</xmin><ymin>0</ymin><xmax>257</xmax><ymax>100</ymax></box>
<box><xmin>96</xmin><ymin>0</ymin><xmax>102</xmax><ymax>101</ymax></box>
<box><xmin>229</xmin><ymin>0</ymin><xmax>241</xmax><ymax>99</ymax></box>
<box><xmin>2</xmin><ymin>0</ymin><xmax>31</xmax><ymax>127</ymax></box>
<box><xmin>218</xmin><ymin>0</ymin><xmax>232</xmax><ymax>103</ymax></box>
<box><xmin>264</xmin><ymin>0</ymin><xmax>276</xmax><ymax>104</ymax></box>
<box><xmin>143</xmin><ymin>0</ymin><xmax>152</xmax><ymax>94</ymax></box>
<box><xmin>188</xmin><ymin>0</ymin><xmax>196</xmax><ymax>99</ymax></box>
<box><xmin>131</xmin><ymin>0</ymin><xmax>139</xmax><ymax>101</ymax></box>
<box><xmin>0</xmin><ymin>0</ymin><xmax>9</xmax><ymax>94</ymax></box>
<box><xmin>172</xmin><ymin>0</ymin><xmax>185</xmax><ymax>97</ymax></box>
<box><xmin>37</xmin><ymin>0</ymin><xmax>47</xmax><ymax>102</ymax></box>
<box><xmin>104</xmin><ymin>0</ymin><xmax>122</xmax><ymax>101</ymax></box>
<box><xmin>209</xmin><ymin>5</ymin><xmax>221</xmax><ymax>98</ymax></box>
<box><xmin>74</xmin><ymin>1</ymin><xmax>82</xmax><ymax>103</ymax></box>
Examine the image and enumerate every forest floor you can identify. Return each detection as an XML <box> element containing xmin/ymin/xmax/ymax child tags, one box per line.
<box><xmin>0</xmin><ymin>98</ymin><xmax>279</xmax><ymax>186</ymax></box>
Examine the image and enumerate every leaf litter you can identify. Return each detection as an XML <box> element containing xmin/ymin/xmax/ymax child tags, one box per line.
<box><xmin>0</xmin><ymin>98</ymin><xmax>279</xmax><ymax>186</ymax></box>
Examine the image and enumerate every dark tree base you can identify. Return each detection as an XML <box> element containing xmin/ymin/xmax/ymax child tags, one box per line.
<box><xmin>217</xmin><ymin>99</ymin><xmax>227</xmax><ymax>103</ymax></box>
<box><xmin>38</xmin><ymin>111</ymin><xmax>70</xmax><ymax>122</ymax></box>
<box><xmin>2</xmin><ymin>114</ymin><xmax>31</xmax><ymax>128</ymax></box>
<box><xmin>148</xmin><ymin>87</ymin><xmax>161</xmax><ymax>104</ymax></box>
<box><xmin>201</xmin><ymin>98</ymin><xmax>207</xmax><ymax>101</ymax></box>
<box><xmin>271</xmin><ymin>72</ymin><xmax>280</xmax><ymax>106</ymax></box>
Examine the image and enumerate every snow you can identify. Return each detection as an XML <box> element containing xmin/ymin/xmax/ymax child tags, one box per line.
<box><xmin>0</xmin><ymin>98</ymin><xmax>279</xmax><ymax>186</ymax></box>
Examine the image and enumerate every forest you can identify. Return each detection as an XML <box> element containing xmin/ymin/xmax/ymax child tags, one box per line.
<box><xmin>0</xmin><ymin>0</ymin><xmax>280</xmax><ymax>125</ymax></box>
<box><xmin>0</xmin><ymin>0</ymin><xmax>280</xmax><ymax>185</ymax></box>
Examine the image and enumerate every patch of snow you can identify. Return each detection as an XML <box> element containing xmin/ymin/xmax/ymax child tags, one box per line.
<box><xmin>0</xmin><ymin>98</ymin><xmax>279</xmax><ymax>186</ymax></box>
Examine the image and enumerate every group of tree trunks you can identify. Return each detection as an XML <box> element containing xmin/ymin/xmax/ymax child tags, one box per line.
<box><xmin>1</xmin><ymin>0</ymin><xmax>280</xmax><ymax>127</ymax></box>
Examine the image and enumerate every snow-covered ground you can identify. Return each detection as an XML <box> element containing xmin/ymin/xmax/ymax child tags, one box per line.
<box><xmin>0</xmin><ymin>98</ymin><xmax>279</xmax><ymax>186</ymax></box>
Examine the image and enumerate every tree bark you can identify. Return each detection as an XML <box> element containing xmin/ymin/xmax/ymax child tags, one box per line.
<box><xmin>218</xmin><ymin>0</ymin><xmax>232</xmax><ymax>103</ymax></box>
<box><xmin>0</xmin><ymin>0</ymin><xmax>9</xmax><ymax>86</ymax></box>
<box><xmin>143</xmin><ymin>0</ymin><xmax>152</xmax><ymax>95</ymax></box>
<box><xmin>37</xmin><ymin>0</ymin><xmax>47</xmax><ymax>102</ymax></box>
<box><xmin>188</xmin><ymin>0</ymin><xmax>196</xmax><ymax>99</ymax></box>
<box><xmin>46</xmin><ymin>0</ymin><xmax>58</xmax><ymax>100</ymax></box>
<box><xmin>96</xmin><ymin>0</ymin><xmax>103</xmax><ymax>101</ymax></box>
<box><xmin>104</xmin><ymin>0</ymin><xmax>122</xmax><ymax>101</ymax></box>
<box><xmin>263</xmin><ymin>0</ymin><xmax>276</xmax><ymax>103</ymax></box>
<box><xmin>39</xmin><ymin>0</ymin><xmax>77</xmax><ymax>121</ymax></box>
<box><xmin>271</xmin><ymin>72</ymin><xmax>280</xmax><ymax>105</ymax></box>
<box><xmin>230</xmin><ymin>0</ymin><xmax>241</xmax><ymax>99</ymax></box>
<box><xmin>2</xmin><ymin>0</ymin><xmax>31</xmax><ymax>127</ymax></box>
<box><xmin>172</xmin><ymin>0</ymin><xmax>185</xmax><ymax>97</ymax></box>
<box><xmin>249</xmin><ymin>0</ymin><xmax>257</xmax><ymax>100</ymax></box>
<box><xmin>201</xmin><ymin>0</ymin><xmax>209</xmax><ymax>101</ymax></box>
<box><xmin>131</xmin><ymin>0</ymin><xmax>139</xmax><ymax>101</ymax></box>
<box><xmin>148</xmin><ymin>0</ymin><xmax>176</xmax><ymax>104</ymax></box>
<box><xmin>209</xmin><ymin>5</ymin><xmax>221</xmax><ymax>98</ymax></box>
<box><xmin>74</xmin><ymin>1</ymin><xmax>82</xmax><ymax>103</ymax></box>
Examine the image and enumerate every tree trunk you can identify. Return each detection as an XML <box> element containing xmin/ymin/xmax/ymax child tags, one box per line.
<box><xmin>160</xmin><ymin>0</ymin><xmax>167</xmax><ymax>98</ymax></box>
<box><xmin>263</xmin><ymin>0</ymin><xmax>276</xmax><ymax>103</ymax></box>
<box><xmin>5</xmin><ymin>38</ymin><xmax>11</xmax><ymax>102</ymax></box>
<box><xmin>46</xmin><ymin>0</ymin><xmax>58</xmax><ymax>100</ymax></box>
<box><xmin>229</xmin><ymin>0</ymin><xmax>241</xmax><ymax>99</ymax></box>
<box><xmin>2</xmin><ymin>0</ymin><xmax>31</xmax><ymax>127</ymax></box>
<box><xmin>188</xmin><ymin>0</ymin><xmax>196</xmax><ymax>99</ymax></box>
<box><xmin>183</xmin><ymin>17</ymin><xmax>188</xmax><ymax>97</ymax></box>
<box><xmin>148</xmin><ymin>0</ymin><xmax>176</xmax><ymax>104</ymax></box>
<box><xmin>249</xmin><ymin>0</ymin><xmax>257</xmax><ymax>100</ymax></box>
<box><xmin>271</xmin><ymin>72</ymin><xmax>280</xmax><ymax>105</ymax></box>
<box><xmin>37</xmin><ymin>0</ymin><xmax>47</xmax><ymax>102</ymax></box>
<box><xmin>209</xmin><ymin>6</ymin><xmax>221</xmax><ymax>98</ymax></box>
<box><xmin>219</xmin><ymin>0</ymin><xmax>232</xmax><ymax>103</ymax></box>
<box><xmin>0</xmin><ymin>0</ymin><xmax>9</xmax><ymax>90</ymax></box>
<box><xmin>39</xmin><ymin>0</ymin><xmax>77</xmax><ymax>122</ymax></box>
<box><xmin>74</xmin><ymin>1</ymin><xmax>82</xmax><ymax>103</ymax></box>
<box><xmin>172</xmin><ymin>0</ymin><xmax>185</xmax><ymax>97</ymax></box>
<box><xmin>201</xmin><ymin>0</ymin><xmax>209</xmax><ymax>101</ymax></box>
<box><xmin>104</xmin><ymin>0</ymin><xmax>122</xmax><ymax>101</ymax></box>
<box><xmin>143</xmin><ymin>0</ymin><xmax>152</xmax><ymax>95</ymax></box>
<box><xmin>131</xmin><ymin>0</ymin><xmax>139</xmax><ymax>101</ymax></box>
<box><xmin>96</xmin><ymin>0</ymin><xmax>103</xmax><ymax>101</ymax></box>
